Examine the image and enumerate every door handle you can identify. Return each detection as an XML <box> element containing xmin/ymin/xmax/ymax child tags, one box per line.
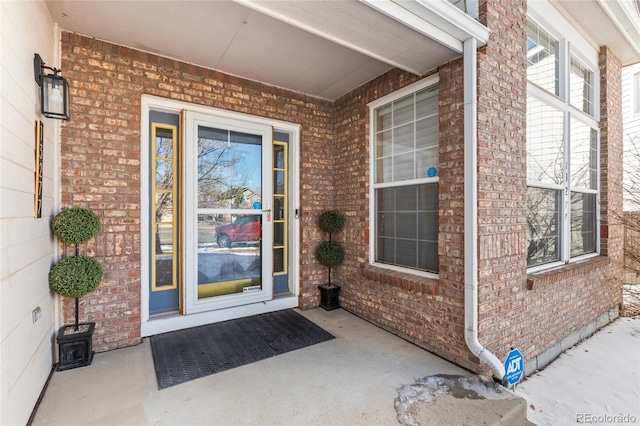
<box><xmin>262</xmin><ymin>204</ymin><xmax>271</xmax><ymax>222</ymax></box>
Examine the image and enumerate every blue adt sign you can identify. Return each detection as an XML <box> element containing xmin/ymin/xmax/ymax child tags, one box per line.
<box><xmin>504</xmin><ymin>349</ymin><xmax>524</xmax><ymax>385</ymax></box>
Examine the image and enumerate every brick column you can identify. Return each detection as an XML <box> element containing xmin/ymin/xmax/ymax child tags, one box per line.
<box><xmin>599</xmin><ymin>46</ymin><xmax>624</xmax><ymax>262</ymax></box>
<box><xmin>599</xmin><ymin>46</ymin><xmax>624</xmax><ymax>309</ymax></box>
<box><xmin>475</xmin><ymin>0</ymin><xmax>529</xmax><ymax>373</ymax></box>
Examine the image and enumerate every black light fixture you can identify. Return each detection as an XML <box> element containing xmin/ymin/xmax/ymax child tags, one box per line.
<box><xmin>34</xmin><ymin>53</ymin><xmax>70</xmax><ymax>120</ymax></box>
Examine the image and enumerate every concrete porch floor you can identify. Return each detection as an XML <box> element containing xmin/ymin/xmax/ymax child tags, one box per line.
<box><xmin>30</xmin><ymin>308</ymin><xmax>526</xmax><ymax>426</ymax></box>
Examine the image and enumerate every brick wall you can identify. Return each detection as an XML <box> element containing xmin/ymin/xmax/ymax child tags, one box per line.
<box><xmin>474</xmin><ymin>0</ymin><xmax>530</xmax><ymax>373</ymax></box>
<box><xmin>472</xmin><ymin>1</ymin><xmax>623</xmax><ymax>376</ymax></box>
<box><xmin>512</xmin><ymin>46</ymin><xmax>623</xmax><ymax>374</ymax></box>
<box><xmin>331</xmin><ymin>0</ymin><xmax>623</xmax><ymax>377</ymax></box>
<box><xmin>60</xmin><ymin>32</ymin><xmax>333</xmax><ymax>351</ymax></box>
<box><xmin>60</xmin><ymin>6</ymin><xmax>624</xmax><ymax>374</ymax></box>
<box><xmin>331</xmin><ymin>64</ymin><xmax>482</xmax><ymax>371</ymax></box>
<box><xmin>600</xmin><ymin>46</ymin><xmax>625</xmax><ymax>261</ymax></box>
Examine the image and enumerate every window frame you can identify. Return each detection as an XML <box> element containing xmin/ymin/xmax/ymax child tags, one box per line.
<box><xmin>368</xmin><ymin>75</ymin><xmax>440</xmax><ymax>278</ymax></box>
<box><xmin>569</xmin><ymin>53</ymin><xmax>595</xmax><ymax>116</ymax></box>
<box><xmin>526</xmin><ymin>16</ymin><xmax>601</xmax><ymax>273</ymax></box>
<box><xmin>634</xmin><ymin>72</ymin><xmax>640</xmax><ymax>116</ymax></box>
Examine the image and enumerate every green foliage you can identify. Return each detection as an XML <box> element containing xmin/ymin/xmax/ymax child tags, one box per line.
<box><xmin>49</xmin><ymin>256</ymin><xmax>103</xmax><ymax>298</ymax></box>
<box><xmin>315</xmin><ymin>241</ymin><xmax>345</xmax><ymax>268</ymax></box>
<box><xmin>52</xmin><ymin>208</ymin><xmax>100</xmax><ymax>244</ymax></box>
<box><xmin>318</xmin><ymin>210</ymin><xmax>344</xmax><ymax>234</ymax></box>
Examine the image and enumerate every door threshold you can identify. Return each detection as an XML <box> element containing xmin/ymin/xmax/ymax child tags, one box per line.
<box><xmin>142</xmin><ymin>294</ymin><xmax>299</xmax><ymax>337</ymax></box>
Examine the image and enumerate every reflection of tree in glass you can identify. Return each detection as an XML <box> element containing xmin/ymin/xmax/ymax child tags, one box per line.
<box><xmin>527</xmin><ymin>111</ymin><xmax>564</xmax><ymax>185</ymax></box>
<box><xmin>570</xmin><ymin>121</ymin><xmax>597</xmax><ymax>190</ymax></box>
<box><xmin>155</xmin><ymin>130</ymin><xmax>175</xmax><ymax>223</ymax></box>
<box><xmin>527</xmin><ymin>187</ymin><xmax>559</xmax><ymax>266</ymax></box>
<box><xmin>197</xmin><ymin>127</ymin><xmax>263</xmax><ymax>209</ymax></box>
<box><xmin>624</xmin><ymin>133</ymin><xmax>640</xmax><ymax>212</ymax></box>
<box><xmin>622</xmin><ymin>132</ymin><xmax>640</xmax><ymax>315</ymax></box>
<box><xmin>197</xmin><ymin>136</ymin><xmax>248</xmax><ymax>209</ymax></box>
<box><xmin>530</xmin><ymin>133</ymin><xmax>563</xmax><ymax>184</ymax></box>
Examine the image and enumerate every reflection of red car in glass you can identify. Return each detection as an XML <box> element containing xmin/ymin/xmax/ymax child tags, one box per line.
<box><xmin>215</xmin><ymin>215</ymin><xmax>260</xmax><ymax>248</ymax></box>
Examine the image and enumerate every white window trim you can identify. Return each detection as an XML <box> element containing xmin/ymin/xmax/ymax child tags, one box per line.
<box><xmin>569</xmin><ymin>52</ymin><xmax>597</xmax><ymax>117</ymax></box>
<box><xmin>526</xmin><ymin>14</ymin><xmax>601</xmax><ymax>272</ymax></box>
<box><xmin>368</xmin><ymin>75</ymin><xmax>440</xmax><ymax>109</ymax></box>
<box><xmin>634</xmin><ymin>72</ymin><xmax>640</xmax><ymax>116</ymax></box>
<box><xmin>367</xmin><ymin>75</ymin><xmax>440</xmax><ymax>278</ymax></box>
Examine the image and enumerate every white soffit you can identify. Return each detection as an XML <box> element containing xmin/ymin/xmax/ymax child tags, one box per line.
<box><xmin>46</xmin><ymin>0</ymin><xmax>488</xmax><ymax>100</ymax></box>
<box><xmin>234</xmin><ymin>0</ymin><xmax>461</xmax><ymax>74</ymax></box>
<box><xmin>554</xmin><ymin>0</ymin><xmax>640</xmax><ymax>66</ymax></box>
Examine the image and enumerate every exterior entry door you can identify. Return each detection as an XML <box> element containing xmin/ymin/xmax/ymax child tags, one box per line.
<box><xmin>184</xmin><ymin>112</ymin><xmax>273</xmax><ymax>314</ymax></box>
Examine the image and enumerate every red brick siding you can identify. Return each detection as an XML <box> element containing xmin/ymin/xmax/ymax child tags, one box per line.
<box><xmin>513</xmin><ymin>32</ymin><xmax>623</xmax><ymax>377</ymax></box>
<box><xmin>59</xmin><ymin>2</ymin><xmax>624</xmax><ymax>376</ymax></box>
<box><xmin>330</xmin><ymin>0</ymin><xmax>623</xmax><ymax>377</ymax></box>
<box><xmin>331</xmin><ymin>63</ymin><xmax>481</xmax><ymax>371</ymax></box>
<box><xmin>60</xmin><ymin>32</ymin><xmax>334</xmax><ymax>351</ymax></box>
<box><xmin>472</xmin><ymin>1</ymin><xmax>623</xmax><ymax>376</ymax></box>
<box><xmin>600</xmin><ymin>46</ymin><xmax>625</xmax><ymax>261</ymax></box>
<box><xmin>473</xmin><ymin>0</ymin><xmax>530</xmax><ymax>374</ymax></box>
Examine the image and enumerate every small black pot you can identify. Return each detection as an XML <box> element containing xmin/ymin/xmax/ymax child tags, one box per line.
<box><xmin>56</xmin><ymin>322</ymin><xmax>95</xmax><ymax>371</ymax></box>
<box><xmin>319</xmin><ymin>284</ymin><xmax>341</xmax><ymax>311</ymax></box>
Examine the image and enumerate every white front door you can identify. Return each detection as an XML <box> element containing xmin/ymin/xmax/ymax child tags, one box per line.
<box><xmin>184</xmin><ymin>112</ymin><xmax>273</xmax><ymax>314</ymax></box>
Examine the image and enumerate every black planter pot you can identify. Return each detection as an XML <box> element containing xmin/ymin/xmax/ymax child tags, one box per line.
<box><xmin>319</xmin><ymin>284</ymin><xmax>341</xmax><ymax>311</ymax></box>
<box><xmin>56</xmin><ymin>322</ymin><xmax>95</xmax><ymax>371</ymax></box>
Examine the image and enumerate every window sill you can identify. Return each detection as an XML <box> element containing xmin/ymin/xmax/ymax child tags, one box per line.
<box><xmin>362</xmin><ymin>264</ymin><xmax>438</xmax><ymax>296</ymax></box>
<box><xmin>526</xmin><ymin>256</ymin><xmax>611</xmax><ymax>290</ymax></box>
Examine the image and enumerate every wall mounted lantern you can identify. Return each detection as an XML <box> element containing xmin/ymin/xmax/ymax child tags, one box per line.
<box><xmin>34</xmin><ymin>53</ymin><xmax>70</xmax><ymax>120</ymax></box>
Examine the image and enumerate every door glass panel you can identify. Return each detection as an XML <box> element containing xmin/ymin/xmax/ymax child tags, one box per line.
<box><xmin>152</xmin><ymin>125</ymin><xmax>177</xmax><ymax>292</ymax></box>
<box><xmin>274</xmin><ymin>222</ymin><xmax>284</xmax><ymax>246</ymax></box>
<box><xmin>197</xmin><ymin>127</ymin><xmax>262</xmax><ymax>209</ymax></box>
<box><xmin>155</xmin><ymin>193</ymin><xmax>173</xmax><ymax>218</ymax></box>
<box><xmin>275</xmin><ymin>145</ymin><xmax>285</xmax><ymax>169</ymax></box>
<box><xmin>273</xmin><ymin>248</ymin><xmax>284</xmax><ymax>273</ymax></box>
<box><xmin>155</xmin><ymin>258</ymin><xmax>174</xmax><ymax>287</ymax></box>
<box><xmin>155</xmin><ymin>160</ymin><xmax>173</xmax><ymax>189</ymax></box>
<box><xmin>197</xmin><ymin>214</ymin><xmax>262</xmax><ymax>298</ymax></box>
<box><xmin>155</xmin><ymin>134</ymin><xmax>173</xmax><ymax>157</ymax></box>
<box><xmin>156</xmin><ymin>223</ymin><xmax>174</xmax><ymax>251</ymax></box>
<box><xmin>273</xmin><ymin>142</ymin><xmax>287</xmax><ymax>277</ymax></box>
<box><xmin>149</xmin><ymin>117</ymin><xmax>180</xmax><ymax>317</ymax></box>
<box><xmin>274</xmin><ymin>170</ymin><xmax>285</xmax><ymax>195</ymax></box>
<box><xmin>196</xmin><ymin>126</ymin><xmax>263</xmax><ymax>300</ymax></box>
<box><xmin>273</xmin><ymin>196</ymin><xmax>285</xmax><ymax>221</ymax></box>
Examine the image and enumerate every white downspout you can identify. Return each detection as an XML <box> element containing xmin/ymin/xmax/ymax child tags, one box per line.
<box><xmin>463</xmin><ymin>37</ymin><xmax>506</xmax><ymax>382</ymax></box>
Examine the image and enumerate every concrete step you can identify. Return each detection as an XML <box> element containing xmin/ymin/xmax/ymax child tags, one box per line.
<box><xmin>395</xmin><ymin>375</ymin><xmax>535</xmax><ymax>426</ymax></box>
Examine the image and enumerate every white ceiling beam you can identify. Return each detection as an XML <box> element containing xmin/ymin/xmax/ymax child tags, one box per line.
<box><xmin>234</xmin><ymin>0</ymin><xmax>425</xmax><ymax>75</ymax></box>
<box><xmin>362</xmin><ymin>0</ymin><xmax>490</xmax><ymax>53</ymax></box>
<box><xmin>410</xmin><ymin>0</ymin><xmax>490</xmax><ymax>44</ymax></box>
<box><xmin>361</xmin><ymin>0</ymin><xmax>463</xmax><ymax>53</ymax></box>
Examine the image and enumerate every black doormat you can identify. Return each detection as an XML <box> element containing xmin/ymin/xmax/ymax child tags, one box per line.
<box><xmin>150</xmin><ymin>309</ymin><xmax>335</xmax><ymax>389</ymax></box>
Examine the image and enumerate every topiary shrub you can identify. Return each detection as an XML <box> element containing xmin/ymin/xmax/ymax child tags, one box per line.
<box><xmin>52</xmin><ymin>207</ymin><xmax>100</xmax><ymax>244</ymax></box>
<box><xmin>49</xmin><ymin>256</ymin><xmax>103</xmax><ymax>298</ymax></box>
<box><xmin>315</xmin><ymin>210</ymin><xmax>345</xmax><ymax>288</ymax></box>
<box><xmin>315</xmin><ymin>240</ymin><xmax>345</xmax><ymax>268</ymax></box>
<box><xmin>318</xmin><ymin>210</ymin><xmax>344</xmax><ymax>234</ymax></box>
<box><xmin>50</xmin><ymin>207</ymin><xmax>103</xmax><ymax>329</ymax></box>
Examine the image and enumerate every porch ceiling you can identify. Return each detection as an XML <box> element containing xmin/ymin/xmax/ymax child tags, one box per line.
<box><xmin>45</xmin><ymin>0</ymin><xmax>479</xmax><ymax>100</ymax></box>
